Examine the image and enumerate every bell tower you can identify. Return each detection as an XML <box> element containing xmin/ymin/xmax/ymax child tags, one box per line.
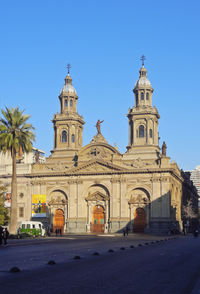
<box><xmin>51</xmin><ymin>65</ymin><xmax>85</xmax><ymax>158</ymax></box>
<box><xmin>126</xmin><ymin>57</ymin><xmax>160</xmax><ymax>160</ymax></box>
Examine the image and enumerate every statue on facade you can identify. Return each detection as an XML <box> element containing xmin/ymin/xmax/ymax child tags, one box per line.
<box><xmin>96</xmin><ymin>119</ymin><xmax>104</xmax><ymax>134</ymax></box>
<box><xmin>162</xmin><ymin>141</ymin><xmax>167</xmax><ymax>156</ymax></box>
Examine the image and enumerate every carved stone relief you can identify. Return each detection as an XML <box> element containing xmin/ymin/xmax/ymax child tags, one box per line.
<box><xmin>128</xmin><ymin>188</ymin><xmax>150</xmax><ymax>207</ymax></box>
<box><xmin>125</xmin><ymin>158</ymin><xmax>152</xmax><ymax>169</ymax></box>
<box><xmin>45</xmin><ymin>162</ymin><xmax>71</xmax><ymax>171</ymax></box>
<box><xmin>48</xmin><ymin>190</ymin><xmax>68</xmax><ymax>208</ymax></box>
<box><xmin>48</xmin><ymin>196</ymin><xmax>67</xmax><ymax>207</ymax></box>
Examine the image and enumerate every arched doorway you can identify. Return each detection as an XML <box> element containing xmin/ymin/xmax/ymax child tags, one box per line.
<box><xmin>53</xmin><ymin>209</ymin><xmax>64</xmax><ymax>234</ymax></box>
<box><xmin>92</xmin><ymin>205</ymin><xmax>105</xmax><ymax>233</ymax></box>
<box><xmin>133</xmin><ymin>208</ymin><xmax>146</xmax><ymax>233</ymax></box>
<box><xmin>48</xmin><ymin>190</ymin><xmax>68</xmax><ymax>233</ymax></box>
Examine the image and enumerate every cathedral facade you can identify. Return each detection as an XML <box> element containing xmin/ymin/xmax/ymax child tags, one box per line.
<box><xmin>2</xmin><ymin>64</ymin><xmax>194</xmax><ymax>234</ymax></box>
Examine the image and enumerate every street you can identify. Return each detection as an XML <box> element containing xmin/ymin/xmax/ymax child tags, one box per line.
<box><xmin>0</xmin><ymin>234</ymin><xmax>200</xmax><ymax>293</ymax></box>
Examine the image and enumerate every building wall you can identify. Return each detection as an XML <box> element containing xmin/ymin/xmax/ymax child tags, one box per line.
<box><xmin>2</xmin><ymin>165</ymin><xmax>183</xmax><ymax>234</ymax></box>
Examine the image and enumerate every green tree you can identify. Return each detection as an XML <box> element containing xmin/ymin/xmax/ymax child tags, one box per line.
<box><xmin>0</xmin><ymin>185</ymin><xmax>9</xmax><ymax>225</ymax></box>
<box><xmin>0</xmin><ymin>107</ymin><xmax>35</xmax><ymax>233</ymax></box>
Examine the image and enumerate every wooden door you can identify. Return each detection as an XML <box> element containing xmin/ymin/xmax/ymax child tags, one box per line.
<box><xmin>92</xmin><ymin>205</ymin><xmax>105</xmax><ymax>233</ymax></box>
<box><xmin>54</xmin><ymin>209</ymin><xmax>64</xmax><ymax>234</ymax></box>
<box><xmin>133</xmin><ymin>208</ymin><xmax>146</xmax><ymax>233</ymax></box>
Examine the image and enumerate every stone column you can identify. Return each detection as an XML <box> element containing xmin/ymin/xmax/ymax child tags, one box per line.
<box><xmin>86</xmin><ymin>202</ymin><xmax>90</xmax><ymax>232</ymax></box>
<box><xmin>129</xmin><ymin>121</ymin><xmax>131</xmax><ymax>146</ymax></box>
<box><xmin>145</xmin><ymin>203</ymin><xmax>150</xmax><ymax>229</ymax></box>
<box><xmin>129</xmin><ymin>204</ymin><xmax>132</xmax><ymax>221</ymax></box>
<box><xmin>151</xmin><ymin>177</ymin><xmax>161</xmax><ymax>218</ymax></box>
<box><xmin>145</xmin><ymin>118</ymin><xmax>148</xmax><ymax>144</ymax></box>
<box><xmin>68</xmin><ymin>181</ymin><xmax>76</xmax><ymax>218</ymax></box>
<box><xmin>132</xmin><ymin>119</ymin><xmax>134</xmax><ymax>145</ymax></box>
<box><xmin>64</xmin><ymin>204</ymin><xmax>68</xmax><ymax>232</ymax></box>
<box><xmin>75</xmin><ymin>125</ymin><xmax>79</xmax><ymax>148</ymax></box>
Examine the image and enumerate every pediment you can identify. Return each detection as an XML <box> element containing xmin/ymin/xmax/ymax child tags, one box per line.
<box><xmin>86</xmin><ymin>191</ymin><xmax>109</xmax><ymax>201</ymax></box>
<box><xmin>78</xmin><ymin>141</ymin><xmax>122</xmax><ymax>162</ymax></box>
<box><xmin>67</xmin><ymin>159</ymin><xmax>128</xmax><ymax>175</ymax></box>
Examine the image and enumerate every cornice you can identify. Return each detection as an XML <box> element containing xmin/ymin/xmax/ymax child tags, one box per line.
<box><xmin>53</xmin><ymin>117</ymin><xmax>85</xmax><ymax>125</ymax></box>
<box><xmin>127</xmin><ymin>106</ymin><xmax>160</xmax><ymax>118</ymax></box>
<box><xmin>23</xmin><ymin>167</ymin><xmax>183</xmax><ymax>179</ymax></box>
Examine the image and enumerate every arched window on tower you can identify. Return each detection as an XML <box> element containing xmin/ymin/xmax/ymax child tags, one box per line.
<box><xmin>70</xmin><ymin>100</ymin><xmax>73</xmax><ymax>107</ymax></box>
<box><xmin>71</xmin><ymin>134</ymin><xmax>75</xmax><ymax>143</ymax></box>
<box><xmin>64</xmin><ymin>99</ymin><xmax>68</xmax><ymax>107</ymax></box>
<box><xmin>149</xmin><ymin>129</ymin><xmax>153</xmax><ymax>138</ymax></box>
<box><xmin>139</xmin><ymin>125</ymin><xmax>145</xmax><ymax>138</ymax></box>
<box><xmin>62</xmin><ymin>130</ymin><xmax>67</xmax><ymax>143</ymax></box>
<box><xmin>146</xmin><ymin>92</ymin><xmax>149</xmax><ymax>100</ymax></box>
<box><xmin>141</xmin><ymin>92</ymin><xmax>144</xmax><ymax>100</ymax></box>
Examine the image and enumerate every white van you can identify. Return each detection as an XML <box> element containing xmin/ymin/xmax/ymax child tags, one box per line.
<box><xmin>19</xmin><ymin>221</ymin><xmax>46</xmax><ymax>236</ymax></box>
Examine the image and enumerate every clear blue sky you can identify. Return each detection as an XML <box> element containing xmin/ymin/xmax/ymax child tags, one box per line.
<box><xmin>0</xmin><ymin>0</ymin><xmax>199</xmax><ymax>171</ymax></box>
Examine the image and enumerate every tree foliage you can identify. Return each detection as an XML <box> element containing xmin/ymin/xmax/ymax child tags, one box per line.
<box><xmin>182</xmin><ymin>199</ymin><xmax>197</xmax><ymax>219</ymax></box>
<box><xmin>0</xmin><ymin>107</ymin><xmax>35</xmax><ymax>154</ymax></box>
<box><xmin>0</xmin><ymin>107</ymin><xmax>35</xmax><ymax>233</ymax></box>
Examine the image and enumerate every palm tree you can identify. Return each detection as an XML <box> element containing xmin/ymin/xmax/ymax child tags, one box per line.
<box><xmin>0</xmin><ymin>107</ymin><xmax>35</xmax><ymax>234</ymax></box>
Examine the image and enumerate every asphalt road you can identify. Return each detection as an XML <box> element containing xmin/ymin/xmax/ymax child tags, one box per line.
<box><xmin>0</xmin><ymin>234</ymin><xmax>166</xmax><ymax>273</ymax></box>
<box><xmin>0</xmin><ymin>235</ymin><xmax>200</xmax><ymax>294</ymax></box>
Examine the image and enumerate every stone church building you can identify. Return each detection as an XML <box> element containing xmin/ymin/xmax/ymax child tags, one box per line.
<box><xmin>1</xmin><ymin>64</ymin><xmax>196</xmax><ymax>234</ymax></box>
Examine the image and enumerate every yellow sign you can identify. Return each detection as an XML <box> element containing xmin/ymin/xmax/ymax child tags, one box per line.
<box><xmin>32</xmin><ymin>195</ymin><xmax>46</xmax><ymax>217</ymax></box>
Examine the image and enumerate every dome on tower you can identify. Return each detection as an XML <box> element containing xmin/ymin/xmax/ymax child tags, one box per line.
<box><xmin>61</xmin><ymin>84</ymin><xmax>77</xmax><ymax>94</ymax></box>
<box><xmin>134</xmin><ymin>66</ymin><xmax>152</xmax><ymax>88</ymax></box>
<box><xmin>60</xmin><ymin>73</ymin><xmax>77</xmax><ymax>95</ymax></box>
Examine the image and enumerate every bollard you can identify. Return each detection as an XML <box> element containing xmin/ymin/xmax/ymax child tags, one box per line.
<box><xmin>73</xmin><ymin>255</ymin><xmax>81</xmax><ymax>260</ymax></box>
<box><xmin>47</xmin><ymin>260</ymin><xmax>56</xmax><ymax>265</ymax></box>
<box><xmin>10</xmin><ymin>267</ymin><xmax>21</xmax><ymax>273</ymax></box>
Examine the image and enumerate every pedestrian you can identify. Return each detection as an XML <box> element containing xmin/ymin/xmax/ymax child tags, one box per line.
<box><xmin>46</xmin><ymin>227</ymin><xmax>50</xmax><ymax>237</ymax></box>
<box><xmin>2</xmin><ymin>228</ymin><xmax>9</xmax><ymax>246</ymax></box>
<box><xmin>123</xmin><ymin>228</ymin><xmax>126</xmax><ymax>237</ymax></box>
<box><xmin>194</xmin><ymin>228</ymin><xmax>198</xmax><ymax>238</ymax></box>
<box><xmin>56</xmin><ymin>228</ymin><xmax>58</xmax><ymax>236</ymax></box>
<box><xmin>0</xmin><ymin>226</ymin><xmax>3</xmax><ymax>246</ymax></box>
<box><xmin>125</xmin><ymin>226</ymin><xmax>129</xmax><ymax>236</ymax></box>
<box><xmin>17</xmin><ymin>227</ymin><xmax>21</xmax><ymax>239</ymax></box>
<box><xmin>183</xmin><ymin>225</ymin><xmax>186</xmax><ymax>236</ymax></box>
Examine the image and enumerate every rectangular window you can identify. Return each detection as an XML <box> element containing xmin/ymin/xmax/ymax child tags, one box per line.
<box><xmin>19</xmin><ymin>207</ymin><xmax>24</xmax><ymax>218</ymax></box>
<box><xmin>27</xmin><ymin>224</ymin><xmax>30</xmax><ymax>229</ymax></box>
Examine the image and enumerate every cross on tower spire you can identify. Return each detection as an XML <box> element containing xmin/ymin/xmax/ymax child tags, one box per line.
<box><xmin>140</xmin><ymin>55</ymin><xmax>146</xmax><ymax>66</ymax></box>
<box><xmin>67</xmin><ymin>63</ymin><xmax>71</xmax><ymax>74</ymax></box>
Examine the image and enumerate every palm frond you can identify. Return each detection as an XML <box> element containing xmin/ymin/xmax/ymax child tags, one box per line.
<box><xmin>0</xmin><ymin>107</ymin><xmax>35</xmax><ymax>155</ymax></box>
